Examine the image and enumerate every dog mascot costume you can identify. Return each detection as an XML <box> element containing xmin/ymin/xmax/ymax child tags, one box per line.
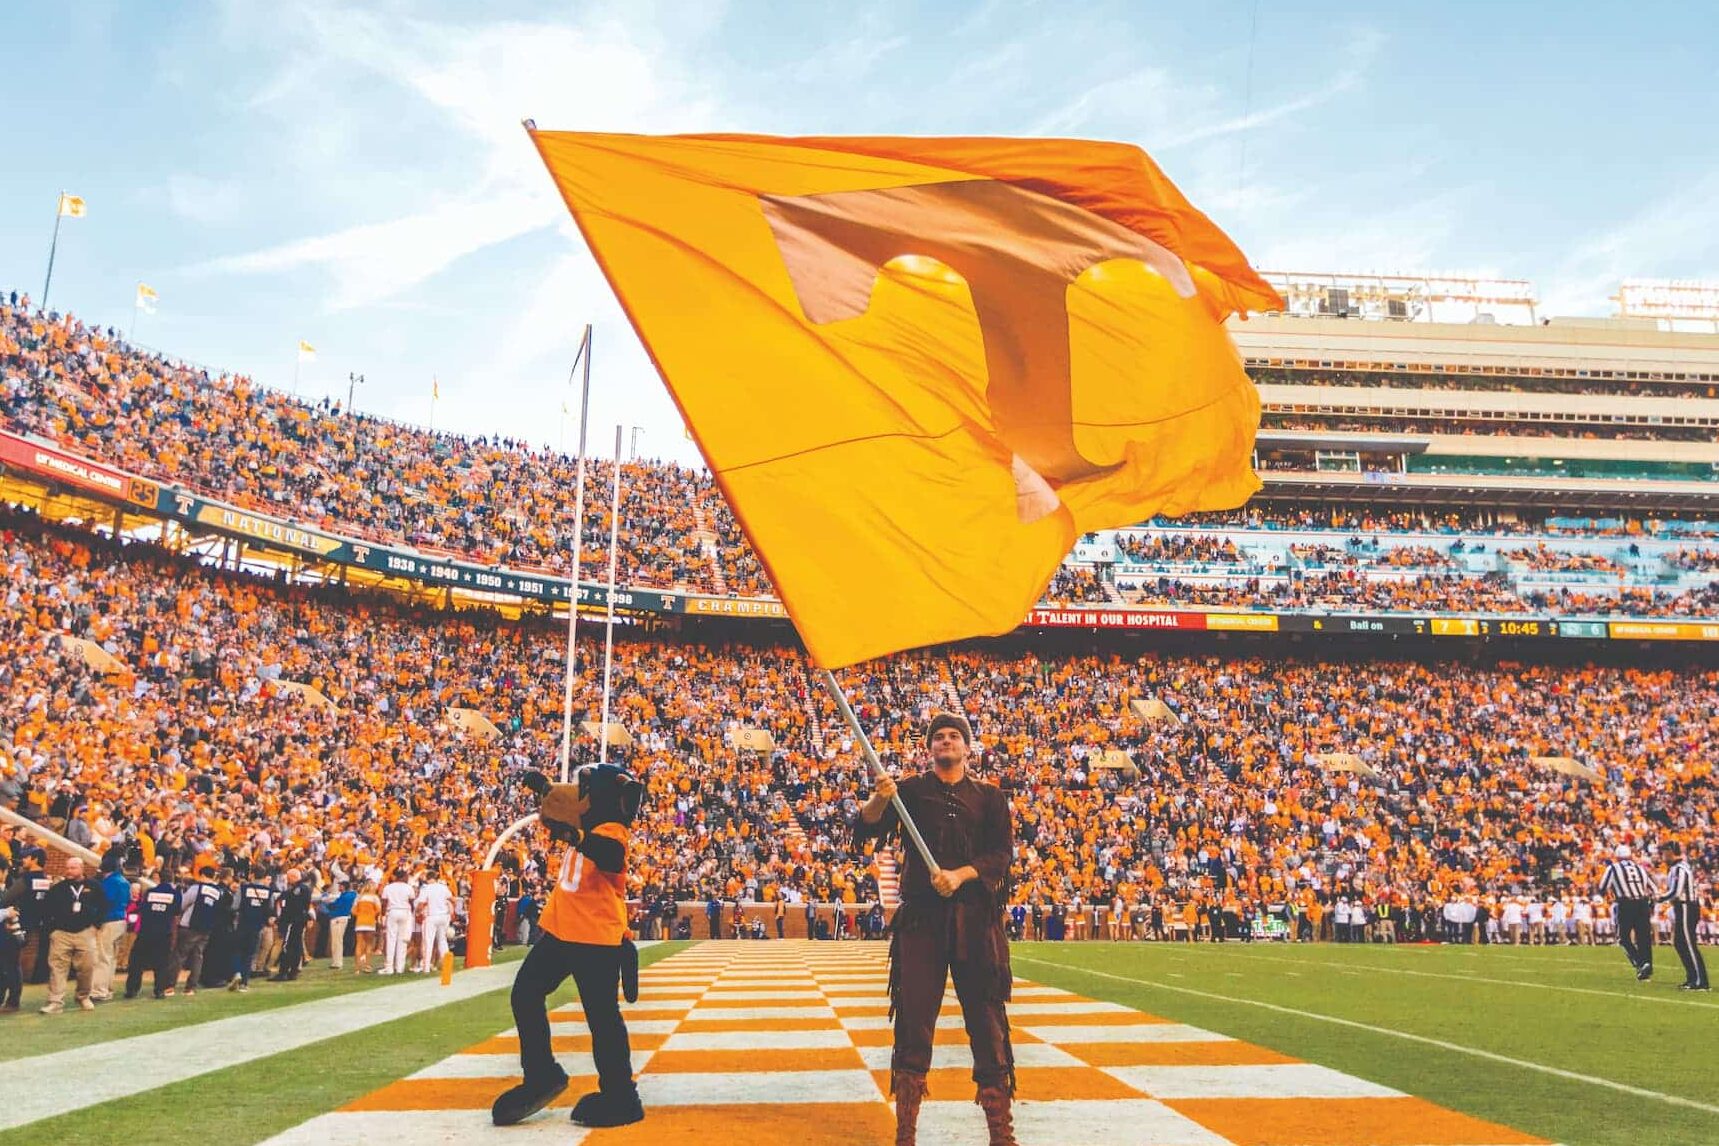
<box><xmin>492</xmin><ymin>765</ymin><xmax>645</xmax><ymax>1129</ymax></box>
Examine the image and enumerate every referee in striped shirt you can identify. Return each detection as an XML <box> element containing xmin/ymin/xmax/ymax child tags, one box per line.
<box><xmin>1599</xmin><ymin>845</ymin><xmax>1658</xmax><ymax>981</ymax></box>
<box><xmin>1659</xmin><ymin>843</ymin><xmax>1709</xmax><ymax>991</ymax></box>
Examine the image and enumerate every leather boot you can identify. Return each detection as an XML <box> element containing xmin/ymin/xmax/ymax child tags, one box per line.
<box><xmin>892</xmin><ymin>1071</ymin><xmax>927</xmax><ymax>1146</ymax></box>
<box><xmin>976</xmin><ymin>1084</ymin><xmax>1018</xmax><ymax>1146</ymax></box>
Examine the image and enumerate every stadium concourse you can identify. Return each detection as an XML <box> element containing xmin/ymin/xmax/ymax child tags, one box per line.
<box><xmin>262</xmin><ymin>941</ymin><xmax>1555</xmax><ymax>1146</ymax></box>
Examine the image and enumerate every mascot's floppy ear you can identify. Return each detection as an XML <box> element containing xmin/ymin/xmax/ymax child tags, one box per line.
<box><xmin>616</xmin><ymin>772</ymin><xmax>644</xmax><ymax>827</ymax></box>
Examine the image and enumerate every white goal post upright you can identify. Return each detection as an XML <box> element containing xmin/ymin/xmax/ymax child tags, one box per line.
<box><xmin>598</xmin><ymin>424</ymin><xmax>624</xmax><ymax>767</ymax></box>
<box><xmin>558</xmin><ymin>324</ymin><xmax>594</xmax><ymax>783</ymax></box>
<box><xmin>471</xmin><ymin>323</ymin><xmax>593</xmax><ymax>968</ymax></box>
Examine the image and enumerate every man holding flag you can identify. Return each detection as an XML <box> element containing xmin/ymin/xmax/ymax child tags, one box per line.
<box><xmin>529</xmin><ymin>127</ymin><xmax>1280</xmax><ymax>1143</ymax></box>
<box><xmin>856</xmin><ymin>712</ymin><xmax>1015</xmax><ymax>1146</ymax></box>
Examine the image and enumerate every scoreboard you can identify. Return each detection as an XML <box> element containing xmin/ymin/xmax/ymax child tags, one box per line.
<box><xmin>1019</xmin><ymin>607</ymin><xmax>1711</xmax><ymax>642</ymax></box>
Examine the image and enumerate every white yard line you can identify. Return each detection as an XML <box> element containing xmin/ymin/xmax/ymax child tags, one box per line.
<box><xmin>1015</xmin><ymin>955</ymin><xmax>1719</xmax><ymax>1118</ymax></box>
<box><xmin>1224</xmin><ymin>948</ymin><xmax>1718</xmax><ymax>1009</ymax></box>
<box><xmin>3</xmin><ymin>944</ymin><xmax>657</xmax><ymax>1132</ymax></box>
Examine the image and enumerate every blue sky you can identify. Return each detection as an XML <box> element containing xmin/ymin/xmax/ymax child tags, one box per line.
<box><xmin>3</xmin><ymin>1</ymin><xmax>1716</xmax><ymax>466</ymax></box>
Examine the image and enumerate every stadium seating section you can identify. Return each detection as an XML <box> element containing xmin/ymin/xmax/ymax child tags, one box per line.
<box><xmin>2</xmin><ymin>292</ymin><xmax>1716</xmax><ymax>925</ymax></box>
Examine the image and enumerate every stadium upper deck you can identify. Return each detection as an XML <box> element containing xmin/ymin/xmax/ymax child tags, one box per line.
<box><xmin>1227</xmin><ymin>276</ymin><xmax>1719</xmax><ymax>510</ymax></box>
<box><xmin>3</xmin><ymin>285</ymin><xmax>1719</xmax><ymax>641</ymax></box>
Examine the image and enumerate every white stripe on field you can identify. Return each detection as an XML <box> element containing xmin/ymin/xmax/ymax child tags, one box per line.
<box><xmin>1</xmin><ymin>944</ymin><xmax>658</xmax><ymax>1132</ymax></box>
<box><xmin>1226</xmin><ymin>948</ymin><xmax>1718</xmax><ymax>1009</ymax></box>
<box><xmin>1015</xmin><ymin>955</ymin><xmax>1719</xmax><ymax>1117</ymax></box>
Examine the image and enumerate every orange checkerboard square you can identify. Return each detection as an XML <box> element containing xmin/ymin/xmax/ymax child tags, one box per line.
<box><xmin>1165</xmin><ymin>1097</ymin><xmax>1551</xmax><ymax>1145</ymax></box>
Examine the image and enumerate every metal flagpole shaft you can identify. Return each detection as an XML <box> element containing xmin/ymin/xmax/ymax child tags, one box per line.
<box><xmin>558</xmin><ymin>324</ymin><xmax>594</xmax><ymax>782</ymax></box>
<box><xmin>42</xmin><ymin>196</ymin><xmax>64</xmax><ymax>310</ymax></box>
<box><xmin>597</xmin><ymin>423</ymin><xmax>623</xmax><ymax>767</ymax></box>
<box><xmin>818</xmin><ymin>667</ymin><xmax>940</xmax><ymax>875</ymax></box>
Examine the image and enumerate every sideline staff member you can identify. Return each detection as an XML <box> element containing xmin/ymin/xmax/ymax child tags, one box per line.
<box><xmin>39</xmin><ymin>856</ymin><xmax>107</xmax><ymax>1014</ymax></box>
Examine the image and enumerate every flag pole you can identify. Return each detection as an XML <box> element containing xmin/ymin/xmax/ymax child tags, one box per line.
<box><xmin>597</xmin><ymin>423</ymin><xmax>624</xmax><ymax>767</ymax></box>
<box><xmin>42</xmin><ymin>193</ymin><xmax>65</xmax><ymax>311</ymax></box>
<box><xmin>557</xmin><ymin>324</ymin><xmax>594</xmax><ymax>782</ymax></box>
<box><xmin>816</xmin><ymin>667</ymin><xmax>941</xmax><ymax>876</ymax></box>
<box><xmin>293</xmin><ymin>352</ymin><xmax>301</xmax><ymax>395</ymax></box>
<box><xmin>129</xmin><ymin>292</ymin><xmax>139</xmax><ymax>342</ymax></box>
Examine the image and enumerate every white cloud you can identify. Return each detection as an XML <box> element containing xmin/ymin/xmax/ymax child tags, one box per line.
<box><xmin>1539</xmin><ymin>170</ymin><xmax>1719</xmax><ymax>316</ymax></box>
<box><xmin>1251</xmin><ymin>191</ymin><xmax>1469</xmax><ymax>275</ymax></box>
<box><xmin>195</xmin><ymin>4</ymin><xmax>723</xmax><ymax>313</ymax></box>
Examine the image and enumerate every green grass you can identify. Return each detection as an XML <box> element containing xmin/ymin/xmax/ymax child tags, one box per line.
<box><xmin>2</xmin><ymin>940</ymin><xmax>689</xmax><ymax>1146</ymax></box>
<box><xmin>12</xmin><ymin>939</ymin><xmax>1714</xmax><ymax>1146</ymax></box>
<box><xmin>0</xmin><ymin>944</ymin><xmax>531</xmax><ymax>1063</ymax></box>
<box><xmin>1014</xmin><ymin>940</ymin><xmax>1719</xmax><ymax>1146</ymax></box>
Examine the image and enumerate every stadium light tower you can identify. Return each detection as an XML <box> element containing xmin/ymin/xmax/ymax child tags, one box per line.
<box><xmin>1258</xmin><ymin>271</ymin><xmax>1540</xmax><ymax>325</ymax></box>
<box><xmin>347</xmin><ymin>372</ymin><xmax>364</xmax><ymax>414</ymax></box>
<box><xmin>1615</xmin><ymin>279</ymin><xmax>1719</xmax><ymax>332</ymax></box>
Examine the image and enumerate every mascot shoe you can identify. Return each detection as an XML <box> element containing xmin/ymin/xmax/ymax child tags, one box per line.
<box><xmin>491</xmin><ymin>1066</ymin><xmax>570</xmax><ymax>1126</ymax></box>
<box><xmin>571</xmin><ymin>1087</ymin><xmax>646</xmax><ymax>1128</ymax></box>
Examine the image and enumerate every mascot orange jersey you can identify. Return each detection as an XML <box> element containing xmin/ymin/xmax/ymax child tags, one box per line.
<box><xmin>541</xmin><ymin>821</ymin><xmax>631</xmax><ymax>947</ymax></box>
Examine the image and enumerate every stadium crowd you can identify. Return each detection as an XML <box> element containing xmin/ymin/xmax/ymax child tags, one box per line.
<box><xmin>5</xmin><ymin>293</ymin><xmax>1719</xmax><ymax>619</ymax></box>
<box><xmin>1</xmin><ymin>502</ymin><xmax>1713</xmax><ymax>990</ymax></box>
<box><xmin>1249</xmin><ymin>365</ymin><xmax>1719</xmax><ymax>401</ymax></box>
<box><xmin>1263</xmin><ymin>413</ymin><xmax>1716</xmax><ymax>443</ymax></box>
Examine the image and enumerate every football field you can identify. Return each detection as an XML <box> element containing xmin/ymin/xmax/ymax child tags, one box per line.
<box><xmin>5</xmin><ymin>940</ymin><xmax>1713</xmax><ymax>1146</ymax></box>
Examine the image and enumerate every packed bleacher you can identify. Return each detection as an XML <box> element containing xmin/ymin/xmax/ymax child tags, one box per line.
<box><xmin>4</xmin><ymin>288</ymin><xmax>1719</xmax><ymax>975</ymax></box>
<box><xmin>7</xmin><ymin>292</ymin><xmax>1719</xmax><ymax>625</ymax></box>
<box><xmin>1263</xmin><ymin>413</ymin><xmax>1716</xmax><ymax>442</ymax></box>
<box><xmin>1249</xmin><ymin>365</ymin><xmax>1719</xmax><ymax>401</ymax></box>
<box><xmin>3</xmin><ymin>504</ymin><xmax>1714</xmax><ymax>952</ymax></box>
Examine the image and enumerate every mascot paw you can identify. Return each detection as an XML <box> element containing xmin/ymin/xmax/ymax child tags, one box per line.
<box><xmin>491</xmin><ymin>1070</ymin><xmax>570</xmax><ymax>1126</ymax></box>
<box><xmin>570</xmin><ymin>1088</ymin><xmax>645</xmax><ymax>1128</ymax></box>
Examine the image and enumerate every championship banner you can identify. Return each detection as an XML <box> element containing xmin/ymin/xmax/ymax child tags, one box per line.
<box><xmin>684</xmin><ymin>595</ymin><xmax>790</xmax><ymax>619</ymax></box>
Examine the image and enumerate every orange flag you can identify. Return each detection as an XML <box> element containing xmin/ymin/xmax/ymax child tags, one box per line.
<box><xmin>531</xmin><ymin>131</ymin><xmax>1281</xmax><ymax>668</ymax></box>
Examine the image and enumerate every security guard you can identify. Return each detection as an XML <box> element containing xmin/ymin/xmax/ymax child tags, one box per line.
<box><xmin>270</xmin><ymin>868</ymin><xmax>312</xmax><ymax>982</ymax></box>
<box><xmin>1660</xmin><ymin>843</ymin><xmax>1709</xmax><ymax>991</ymax></box>
<box><xmin>1600</xmin><ymin>844</ymin><xmax>1659</xmax><ymax>980</ymax></box>
<box><xmin>231</xmin><ymin>869</ymin><xmax>276</xmax><ymax>992</ymax></box>
<box><xmin>4</xmin><ymin>850</ymin><xmax>54</xmax><ymax>985</ymax></box>
<box><xmin>126</xmin><ymin>871</ymin><xmax>181</xmax><ymax>999</ymax></box>
<box><xmin>170</xmin><ymin>867</ymin><xmax>228</xmax><ymax>996</ymax></box>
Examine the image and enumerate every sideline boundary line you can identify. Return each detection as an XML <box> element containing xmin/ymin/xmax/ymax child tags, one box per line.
<box><xmin>1016</xmin><ymin>954</ymin><xmax>1719</xmax><ymax>1117</ymax></box>
<box><xmin>1221</xmin><ymin>946</ymin><xmax>1719</xmax><ymax>1009</ymax></box>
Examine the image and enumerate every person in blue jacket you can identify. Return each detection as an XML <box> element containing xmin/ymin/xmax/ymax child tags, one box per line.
<box><xmin>91</xmin><ymin>849</ymin><xmax>132</xmax><ymax>1002</ymax></box>
<box><xmin>323</xmin><ymin>882</ymin><xmax>356</xmax><ymax>970</ymax></box>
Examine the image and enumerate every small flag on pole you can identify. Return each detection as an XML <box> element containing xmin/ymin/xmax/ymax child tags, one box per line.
<box><xmin>57</xmin><ymin>194</ymin><xmax>87</xmax><ymax>218</ymax></box>
<box><xmin>135</xmin><ymin>283</ymin><xmax>158</xmax><ymax>314</ymax></box>
<box><xmin>432</xmin><ymin>376</ymin><xmax>440</xmax><ymax>401</ymax></box>
<box><xmin>297</xmin><ymin>340</ymin><xmax>316</xmax><ymax>361</ymax></box>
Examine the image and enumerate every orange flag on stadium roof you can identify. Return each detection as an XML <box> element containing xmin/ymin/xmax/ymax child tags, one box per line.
<box><xmin>529</xmin><ymin>130</ymin><xmax>1281</xmax><ymax>668</ymax></box>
